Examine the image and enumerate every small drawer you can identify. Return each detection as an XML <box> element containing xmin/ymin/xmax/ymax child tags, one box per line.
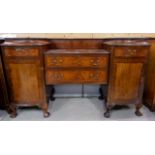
<box><xmin>46</xmin><ymin>69</ymin><xmax>108</xmax><ymax>84</ymax></box>
<box><xmin>114</xmin><ymin>47</ymin><xmax>148</xmax><ymax>58</ymax></box>
<box><xmin>4</xmin><ymin>47</ymin><xmax>39</xmax><ymax>57</ymax></box>
<box><xmin>45</xmin><ymin>55</ymin><xmax>109</xmax><ymax>68</ymax></box>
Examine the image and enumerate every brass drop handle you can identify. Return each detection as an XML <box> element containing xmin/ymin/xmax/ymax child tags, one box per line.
<box><xmin>89</xmin><ymin>73</ymin><xmax>99</xmax><ymax>79</ymax></box>
<box><xmin>52</xmin><ymin>73</ymin><xmax>64</xmax><ymax>79</ymax></box>
<box><xmin>15</xmin><ymin>48</ymin><xmax>26</xmax><ymax>52</ymax></box>
<box><xmin>58</xmin><ymin>59</ymin><xmax>63</xmax><ymax>63</ymax></box>
<box><xmin>90</xmin><ymin>59</ymin><xmax>100</xmax><ymax>66</ymax></box>
<box><xmin>127</xmin><ymin>49</ymin><xmax>137</xmax><ymax>56</ymax></box>
<box><xmin>53</xmin><ymin>58</ymin><xmax>63</xmax><ymax>64</ymax></box>
<box><xmin>59</xmin><ymin>73</ymin><xmax>64</xmax><ymax>78</ymax></box>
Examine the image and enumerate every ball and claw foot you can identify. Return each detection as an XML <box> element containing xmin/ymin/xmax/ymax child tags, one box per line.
<box><xmin>135</xmin><ymin>103</ymin><xmax>143</xmax><ymax>117</ymax></box>
<box><xmin>104</xmin><ymin>111</ymin><xmax>111</xmax><ymax>118</ymax></box>
<box><xmin>43</xmin><ymin>112</ymin><xmax>51</xmax><ymax>118</ymax></box>
<box><xmin>135</xmin><ymin>110</ymin><xmax>143</xmax><ymax>116</ymax></box>
<box><xmin>10</xmin><ymin>113</ymin><xmax>17</xmax><ymax>118</ymax></box>
<box><xmin>8</xmin><ymin>105</ymin><xmax>17</xmax><ymax>118</ymax></box>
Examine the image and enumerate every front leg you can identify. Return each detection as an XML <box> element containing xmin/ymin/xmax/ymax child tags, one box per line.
<box><xmin>135</xmin><ymin>103</ymin><xmax>143</xmax><ymax>116</ymax></box>
<box><xmin>104</xmin><ymin>104</ymin><xmax>113</xmax><ymax>118</ymax></box>
<box><xmin>8</xmin><ymin>104</ymin><xmax>17</xmax><ymax>118</ymax></box>
<box><xmin>135</xmin><ymin>77</ymin><xmax>144</xmax><ymax>117</ymax></box>
<box><xmin>41</xmin><ymin>103</ymin><xmax>50</xmax><ymax>118</ymax></box>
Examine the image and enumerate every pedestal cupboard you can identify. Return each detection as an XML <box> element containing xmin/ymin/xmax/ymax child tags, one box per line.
<box><xmin>103</xmin><ymin>40</ymin><xmax>150</xmax><ymax>118</ymax></box>
<box><xmin>1</xmin><ymin>40</ymin><xmax>50</xmax><ymax>118</ymax></box>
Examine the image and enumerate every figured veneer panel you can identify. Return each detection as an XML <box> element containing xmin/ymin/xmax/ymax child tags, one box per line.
<box><xmin>112</xmin><ymin>62</ymin><xmax>143</xmax><ymax>101</ymax></box>
<box><xmin>7</xmin><ymin>61</ymin><xmax>43</xmax><ymax>103</ymax></box>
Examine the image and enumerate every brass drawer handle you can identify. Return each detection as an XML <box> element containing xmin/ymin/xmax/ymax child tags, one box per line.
<box><xmin>126</xmin><ymin>49</ymin><xmax>137</xmax><ymax>56</ymax></box>
<box><xmin>52</xmin><ymin>73</ymin><xmax>64</xmax><ymax>79</ymax></box>
<box><xmin>89</xmin><ymin>73</ymin><xmax>99</xmax><ymax>79</ymax></box>
<box><xmin>90</xmin><ymin>59</ymin><xmax>100</xmax><ymax>66</ymax></box>
<box><xmin>15</xmin><ymin>48</ymin><xmax>26</xmax><ymax>52</ymax></box>
<box><xmin>52</xmin><ymin>59</ymin><xmax>63</xmax><ymax>64</ymax></box>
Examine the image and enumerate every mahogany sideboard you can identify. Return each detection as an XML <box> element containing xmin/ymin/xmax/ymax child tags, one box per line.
<box><xmin>0</xmin><ymin>38</ymin><xmax>154</xmax><ymax>118</ymax></box>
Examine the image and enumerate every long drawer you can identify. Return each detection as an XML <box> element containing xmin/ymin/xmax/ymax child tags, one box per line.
<box><xmin>44</xmin><ymin>50</ymin><xmax>109</xmax><ymax>68</ymax></box>
<box><xmin>46</xmin><ymin>69</ymin><xmax>108</xmax><ymax>84</ymax></box>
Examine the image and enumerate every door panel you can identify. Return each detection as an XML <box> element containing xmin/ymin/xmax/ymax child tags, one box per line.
<box><xmin>112</xmin><ymin>62</ymin><xmax>143</xmax><ymax>101</ymax></box>
<box><xmin>6</xmin><ymin>60</ymin><xmax>43</xmax><ymax>103</ymax></box>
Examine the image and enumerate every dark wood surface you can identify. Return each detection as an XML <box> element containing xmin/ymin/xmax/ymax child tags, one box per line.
<box><xmin>49</xmin><ymin>39</ymin><xmax>104</xmax><ymax>49</ymax></box>
<box><xmin>103</xmin><ymin>40</ymin><xmax>150</xmax><ymax>118</ymax></box>
<box><xmin>1</xmin><ymin>39</ymin><xmax>51</xmax><ymax>118</ymax></box>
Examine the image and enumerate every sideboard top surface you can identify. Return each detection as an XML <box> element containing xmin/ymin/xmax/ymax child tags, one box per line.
<box><xmin>45</xmin><ymin>49</ymin><xmax>110</xmax><ymax>55</ymax></box>
<box><xmin>1</xmin><ymin>39</ymin><xmax>50</xmax><ymax>47</ymax></box>
<box><xmin>103</xmin><ymin>40</ymin><xmax>150</xmax><ymax>47</ymax></box>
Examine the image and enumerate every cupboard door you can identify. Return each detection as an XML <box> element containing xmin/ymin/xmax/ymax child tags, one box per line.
<box><xmin>5</xmin><ymin>59</ymin><xmax>45</xmax><ymax>104</ymax></box>
<box><xmin>109</xmin><ymin>62</ymin><xmax>143</xmax><ymax>102</ymax></box>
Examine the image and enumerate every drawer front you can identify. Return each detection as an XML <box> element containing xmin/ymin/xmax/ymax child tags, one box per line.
<box><xmin>45</xmin><ymin>55</ymin><xmax>109</xmax><ymax>68</ymax></box>
<box><xmin>4</xmin><ymin>47</ymin><xmax>39</xmax><ymax>57</ymax></box>
<box><xmin>114</xmin><ymin>47</ymin><xmax>148</xmax><ymax>58</ymax></box>
<box><xmin>46</xmin><ymin>69</ymin><xmax>108</xmax><ymax>84</ymax></box>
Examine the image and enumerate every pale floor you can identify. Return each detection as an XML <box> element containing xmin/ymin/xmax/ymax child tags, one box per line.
<box><xmin>0</xmin><ymin>97</ymin><xmax>155</xmax><ymax>121</ymax></box>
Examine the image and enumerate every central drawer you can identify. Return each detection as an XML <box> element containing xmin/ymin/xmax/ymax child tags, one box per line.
<box><xmin>44</xmin><ymin>49</ymin><xmax>109</xmax><ymax>84</ymax></box>
<box><xmin>45</xmin><ymin>55</ymin><xmax>109</xmax><ymax>68</ymax></box>
<box><xmin>44</xmin><ymin>49</ymin><xmax>109</xmax><ymax>68</ymax></box>
<box><xmin>46</xmin><ymin>69</ymin><xmax>108</xmax><ymax>84</ymax></box>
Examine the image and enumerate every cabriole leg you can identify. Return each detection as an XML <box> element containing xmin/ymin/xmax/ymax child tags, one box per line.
<box><xmin>41</xmin><ymin>103</ymin><xmax>50</xmax><ymax>118</ymax></box>
<box><xmin>104</xmin><ymin>104</ymin><xmax>112</xmax><ymax>118</ymax></box>
<box><xmin>8</xmin><ymin>104</ymin><xmax>17</xmax><ymax>118</ymax></box>
<box><xmin>135</xmin><ymin>103</ymin><xmax>143</xmax><ymax>116</ymax></box>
